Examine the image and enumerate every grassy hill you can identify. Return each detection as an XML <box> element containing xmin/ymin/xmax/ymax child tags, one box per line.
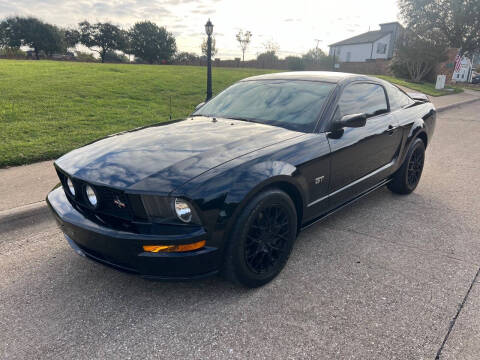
<box><xmin>0</xmin><ymin>60</ymin><xmax>278</xmax><ymax>167</ymax></box>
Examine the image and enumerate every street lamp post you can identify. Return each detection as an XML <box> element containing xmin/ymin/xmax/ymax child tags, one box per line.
<box><xmin>205</xmin><ymin>19</ymin><xmax>214</xmax><ymax>101</ymax></box>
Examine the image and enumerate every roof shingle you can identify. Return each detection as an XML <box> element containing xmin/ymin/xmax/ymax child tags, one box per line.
<box><xmin>329</xmin><ymin>30</ymin><xmax>390</xmax><ymax>46</ymax></box>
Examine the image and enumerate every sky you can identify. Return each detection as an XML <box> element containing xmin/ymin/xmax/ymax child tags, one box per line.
<box><xmin>0</xmin><ymin>0</ymin><xmax>401</xmax><ymax>59</ymax></box>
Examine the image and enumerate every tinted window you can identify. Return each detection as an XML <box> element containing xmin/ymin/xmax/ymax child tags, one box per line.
<box><xmin>193</xmin><ymin>80</ymin><xmax>335</xmax><ymax>132</ymax></box>
<box><xmin>385</xmin><ymin>83</ymin><xmax>413</xmax><ymax>111</ymax></box>
<box><xmin>335</xmin><ymin>83</ymin><xmax>388</xmax><ymax>120</ymax></box>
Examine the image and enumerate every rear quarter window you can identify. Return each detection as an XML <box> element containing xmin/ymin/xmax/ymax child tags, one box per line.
<box><xmin>386</xmin><ymin>84</ymin><xmax>414</xmax><ymax>111</ymax></box>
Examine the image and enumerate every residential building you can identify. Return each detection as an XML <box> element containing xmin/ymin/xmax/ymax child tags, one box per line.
<box><xmin>329</xmin><ymin>22</ymin><xmax>403</xmax><ymax>63</ymax></box>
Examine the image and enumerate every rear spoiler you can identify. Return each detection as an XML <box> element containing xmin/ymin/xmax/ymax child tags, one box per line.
<box><xmin>407</xmin><ymin>92</ymin><xmax>430</xmax><ymax>103</ymax></box>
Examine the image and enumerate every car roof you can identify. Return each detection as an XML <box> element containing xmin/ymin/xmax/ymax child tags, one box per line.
<box><xmin>240</xmin><ymin>71</ymin><xmax>380</xmax><ymax>84</ymax></box>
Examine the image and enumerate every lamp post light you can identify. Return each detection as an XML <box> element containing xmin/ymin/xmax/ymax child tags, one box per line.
<box><xmin>205</xmin><ymin>19</ymin><xmax>214</xmax><ymax>101</ymax></box>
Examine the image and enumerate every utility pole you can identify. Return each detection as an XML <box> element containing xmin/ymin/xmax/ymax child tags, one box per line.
<box><xmin>314</xmin><ymin>39</ymin><xmax>322</xmax><ymax>65</ymax></box>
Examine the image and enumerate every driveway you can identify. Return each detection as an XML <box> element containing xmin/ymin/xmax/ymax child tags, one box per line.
<box><xmin>1</xmin><ymin>102</ymin><xmax>479</xmax><ymax>359</ymax></box>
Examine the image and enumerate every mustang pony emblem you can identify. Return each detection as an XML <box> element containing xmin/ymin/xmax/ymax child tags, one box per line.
<box><xmin>113</xmin><ymin>196</ymin><xmax>126</xmax><ymax>208</ymax></box>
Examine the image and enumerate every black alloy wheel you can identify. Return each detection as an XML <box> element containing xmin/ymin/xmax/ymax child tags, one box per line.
<box><xmin>244</xmin><ymin>204</ymin><xmax>291</xmax><ymax>275</ymax></box>
<box><xmin>388</xmin><ymin>138</ymin><xmax>426</xmax><ymax>194</ymax></box>
<box><xmin>223</xmin><ymin>189</ymin><xmax>297</xmax><ymax>287</ymax></box>
<box><xmin>407</xmin><ymin>147</ymin><xmax>424</xmax><ymax>187</ymax></box>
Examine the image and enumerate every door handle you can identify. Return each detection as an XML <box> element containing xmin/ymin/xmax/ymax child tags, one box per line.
<box><xmin>387</xmin><ymin>125</ymin><xmax>397</xmax><ymax>135</ymax></box>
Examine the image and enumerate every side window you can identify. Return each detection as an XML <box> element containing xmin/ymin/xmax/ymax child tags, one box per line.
<box><xmin>377</xmin><ymin>43</ymin><xmax>387</xmax><ymax>54</ymax></box>
<box><xmin>335</xmin><ymin>83</ymin><xmax>388</xmax><ymax>121</ymax></box>
<box><xmin>386</xmin><ymin>84</ymin><xmax>413</xmax><ymax>111</ymax></box>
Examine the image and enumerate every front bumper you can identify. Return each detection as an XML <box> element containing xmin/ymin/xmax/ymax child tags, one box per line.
<box><xmin>47</xmin><ymin>187</ymin><xmax>220</xmax><ymax>280</ymax></box>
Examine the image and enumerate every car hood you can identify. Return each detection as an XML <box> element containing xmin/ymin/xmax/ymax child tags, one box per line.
<box><xmin>55</xmin><ymin>117</ymin><xmax>304</xmax><ymax>193</ymax></box>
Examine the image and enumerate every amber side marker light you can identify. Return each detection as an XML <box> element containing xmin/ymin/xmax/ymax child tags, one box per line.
<box><xmin>143</xmin><ymin>240</ymin><xmax>206</xmax><ymax>253</ymax></box>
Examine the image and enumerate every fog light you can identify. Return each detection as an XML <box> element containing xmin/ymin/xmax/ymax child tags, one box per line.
<box><xmin>143</xmin><ymin>240</ymin><xmax>206</xmax><ymax>253</ymax></box>
<box><xmin>67</xmin><ymin>177</ymin><xmax>75</xmax><ymax>196</ymax></box>
<box><xmin>85</xmin><ymin>185</ymin><xmax>98</xmax><ymax>207</ymax></box>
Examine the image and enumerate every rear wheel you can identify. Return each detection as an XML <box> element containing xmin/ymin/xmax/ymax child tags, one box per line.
<box><xmin>388</xmin><ymin>138</ymin><xmax>425</xmax><ymax>195</ymax></box>
<box><xmin>222</xmin><ymin>189</ymin><xmax>297</xmax><ymax>288</ymax></box>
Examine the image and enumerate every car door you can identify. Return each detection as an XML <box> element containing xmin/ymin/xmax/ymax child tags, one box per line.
<box><xmin>326</xmin><ymin>82</ymin><xmax>402</xmax><ymax>207</ymax></box>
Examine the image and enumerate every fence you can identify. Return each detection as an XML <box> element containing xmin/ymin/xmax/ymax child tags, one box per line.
<box><xmin>172</xmin><ymin>57</ymin><xmax>393</xmax><ymax>76</ymax></box>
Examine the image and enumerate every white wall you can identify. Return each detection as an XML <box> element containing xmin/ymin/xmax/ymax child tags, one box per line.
<box><xmin>332</xmin><ymin>43</ymin><xmax>373</xmax><ymax>62</ymax></box>
<box><xmin>372</xmin><ymin>33</ymin><xmax>391</xmax><ymax>60</ymax></box>
<box><xmin>330</xmin><ymin>33</ymin><xmax>392</xmax><ymax>63</ymax></box>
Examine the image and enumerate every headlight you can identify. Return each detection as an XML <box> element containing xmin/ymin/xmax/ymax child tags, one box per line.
<box><xmin>85</xmin><ymin>185</ymin><xmax>98</xmax><ymax>207</ymax></box>
<box><xmin>174</xmin><ymin>198</ymin><xmax>193</xmax><ymax>223</ymax></box>
<box><xmin>67</xmin><ymin>177</ymin><xmax>75</xmax><ymax>196</ymax></box>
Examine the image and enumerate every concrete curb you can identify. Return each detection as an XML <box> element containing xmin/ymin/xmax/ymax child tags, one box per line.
<box><xmin>436</xmin><ymin>97</ymin><xmax>480</xmax><ymax>113</ymax></box>
<box><xmin>0</xmin><ymin>201</ymin><xmax>49</xmax><ymax>226</ymax></box>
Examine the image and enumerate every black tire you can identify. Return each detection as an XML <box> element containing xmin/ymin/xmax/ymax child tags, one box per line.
<box><xmin>388</xmin><ymin>138</ymin><xmax>425</xmax><ymax>195</ymax></box>
<box><xmin>222</xmin><ymin>188</ymin><xmax>297</xmax><ymax>288</ymax></box>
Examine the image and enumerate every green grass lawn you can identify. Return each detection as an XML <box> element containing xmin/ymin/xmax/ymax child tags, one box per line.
<box><xmin>375</xmin><ymin>75</ymin><xmax>463</xmax><ymax>96</ymax></box>
<box><xmin>0</xmin><ymin>60</ymin><xmax>279</xmax><ymax>167</ymax></box>
<box><xmin>0</xmin><ymin>60</ymin><xmax>465</xmax><ymax>168</ymax></box>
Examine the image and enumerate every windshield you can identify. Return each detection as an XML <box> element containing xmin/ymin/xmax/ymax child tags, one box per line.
<box><xmin>193</xmin><ymin>80</ymin><xmax>336</xmax><ymax>132</ymax></box>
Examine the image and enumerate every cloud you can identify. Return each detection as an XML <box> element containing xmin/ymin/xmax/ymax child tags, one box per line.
<box><xmin>191</xmin><ymin>9</ymin><xmax>215</xmax><ymax>15</ymax></box>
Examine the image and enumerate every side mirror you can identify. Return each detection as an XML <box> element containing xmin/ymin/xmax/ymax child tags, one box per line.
<box><xmin>195</xmin><ymin>102</ymin><xmax>205</xmax><ymax>111</ymax></box>
<box><xmin>337</xmin><ymin>113</ymin><xmax>367</xmax><ymax>129</ymax></box>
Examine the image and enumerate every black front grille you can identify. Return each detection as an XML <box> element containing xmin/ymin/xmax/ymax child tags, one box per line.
<box><xmin>56</xmin><ymin>168</ymin><xmax>141</xmax><ymax>230</ymax></box>
<box><xmin>93</xmin><ymin>187</ymin><xmax>131</xmax><ymax>220</ymax></box>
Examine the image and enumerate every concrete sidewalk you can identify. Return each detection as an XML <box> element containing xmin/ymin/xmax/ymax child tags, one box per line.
<box><xmin>428</xmin><ymin>89</ymin><xmax>480</xmax><ymax>112</ymax></box>
<box><xmin>0</xmin><ymin>89</ymin><xmax>479</xmax><ymax>216</ymax></box>
<box><xmin>0</xmin><ymin>160</ymin><xmax>56</xmax><ymax>212</ymax></box>
<box><xmin>397</xmin><ymin>87</ymin><xmax>480</xmax><ymax>111</ymax></box>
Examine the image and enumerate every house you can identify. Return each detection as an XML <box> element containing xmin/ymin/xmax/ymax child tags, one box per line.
<box><xmin>329</xmin><ymin>22</ymin><xmax>403</xmax><ymax>63</ymax></box>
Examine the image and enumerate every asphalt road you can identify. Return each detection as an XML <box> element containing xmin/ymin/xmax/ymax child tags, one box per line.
<box><xmin>1</xmin><ymin>102</ymin><xmax>480</xmax><ymax>359</ymax></box>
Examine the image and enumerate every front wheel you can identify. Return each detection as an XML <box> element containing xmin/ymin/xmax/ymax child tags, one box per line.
<box><xmin>388</xmin><ymin>138</ymin><xmax>425</xmax><ymax>195</ymax></box>
<box><xmin>222</xmin><ymin>189</ymin><xmax>297</xmax><ymax>288</ymax></box>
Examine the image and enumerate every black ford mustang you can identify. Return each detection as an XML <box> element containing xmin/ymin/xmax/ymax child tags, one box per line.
<box><xmin>47</xmin><ymin>72</ymin><xmax>436</xmax><ymax>287</ymax></box>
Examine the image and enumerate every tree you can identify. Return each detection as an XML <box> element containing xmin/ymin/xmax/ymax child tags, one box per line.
<box><xmin>393</xmin><ymin>30</ymin><xmax>447</xmax><ymax>82</ymax></box>
<box><xmin>128</xmin><ymin>21</ymin><xmax>176</xmax><ymax>64</ymax></box>
<box><xmin>75</xmin><ymin>50</ymin><xmax>97</xmax><ymax>62</ymax></box>
<box><xmin>63</xmin><ymin>28</ymin><xmax>80</xmax><ymax>49</ymax></box>
<box><xmin>121</xmin><ymin>35</ymin><xmax>134</xmax><ymax>62</ymax></box>
<box><xmin>302</xmin><ymin>47</ymin><xmax>332</xmax><ymax>69</ymax></box>
<box><xmin>399</xmin><ymin>0</ymin><xmax>480</xmax><ymax>55</ymax></box>
<box><xmin>286</xmin><ymin>56</ymin><xmax>306</xmax><ymax>71</ymax></box>
<box><xmin>104</xmin><ymin>49</ymin><xmax>129</xmax><ymax>63</ymax></box>
<box><xmin>78</xmin><ymin>21</ymin><xmax>127</xmax><ymax>63</ymax></box>
<box><xmin>201</xmin><ymin>36</ymin><xmax>218</xmax><ymax>58</ymax></box>
<box><xmin>175</xmin><ymin>51</ymin><xmax>200</xmax><ymax>63</ymax></box>
<box><xmin>2</xmin><ymin>17</ymin><xmax>64</xmax><ymax>59</ymax></box>
<box><xmin>0</xmin><ymin>18</ymin><xmax>22</xmax><ymax>56</ymax></box>
<box><xmin>1</xmin><ymin>18</ymin><xmax>19</xmax><ymax>49</ymax></box>
<box><xmin>302</xmin><ymin>48</ymin><xmax>326</xmax><ymax>64</ymax></box>
<box><xmin>236</xmin><ymin>30</ymin><xmax>252</xmax><ymax>61</ymax></box>
<box><xmin>0</xmin><ymin>21</ymin><xmax>7</xmax><ymax>48</ymax></box>
<box><xmin>256</xmin><ymin>51</ymin><xmax>278</xmax><ymax>68</ymax></box>
<box><xmin>263</xmin><ymin>39</ymin><xmax>279</xmax><ymax>53</ymax></box>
